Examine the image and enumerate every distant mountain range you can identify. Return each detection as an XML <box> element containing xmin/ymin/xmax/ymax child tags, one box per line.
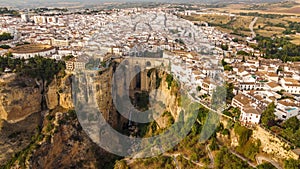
<box><xmin>0</xmin><ymin>0</ymin><xmax>284</xmax><ymax>8</ymax></box>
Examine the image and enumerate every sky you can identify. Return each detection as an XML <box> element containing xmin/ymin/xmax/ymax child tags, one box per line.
<box><xmin>0</xmin><ymin>0</ymin><xmax>283</xmax><ymax>8</ymax></box>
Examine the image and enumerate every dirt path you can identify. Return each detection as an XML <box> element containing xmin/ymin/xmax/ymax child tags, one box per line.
<box><xmin>256</xmin><ymin>155</ymin><xmax>283</xmax><ymax>169</ymax></box>
<box><xmin>249</xmin><ymin>17</ymin><xmax>258</xmax><ymax>39</ymax></box>
<box><xmin>206</xmin><ymin>144</ymin><xmax>214</xmax><ymax>168</ymax></box>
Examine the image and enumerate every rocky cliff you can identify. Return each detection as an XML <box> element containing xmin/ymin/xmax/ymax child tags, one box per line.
<box><xmin>0</xmin><ymin>72</ymin><xmax>75</xmax><ymax>167</ymax></box>
<box><xmin>46</xmin><ymin>75</ymin><xmax>74</xmax><ymax>110</ymax></box>
<box><xmin>0</xmin><ymin>75</ymin><xmax>42</xmax><ymax>123</ymax></box>
<box><xmin>95</xmin><ymin>61</ymin><xmax>181</xmax><ymax>130</ymax></box>
<box><xmin>0</xmin><ymin>60</ymin><xmax>182</xmax><ymax>168</ymax></box>
<box><xmin>0</xmin><ymin>74</ymin><xmax>74</xmax><ymax>123</ymax></box>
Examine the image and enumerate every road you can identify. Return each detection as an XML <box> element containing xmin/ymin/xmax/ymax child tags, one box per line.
<box><xmin>186</xmin><ymin>91</ymin><xmax>234</xmax><ymax>121</ymax></box>
<box><xmin>249</xmin><ymin>17</ymin><xmax>258</xmax><ymax>39</ymax></box>
<box><xmin>228</xmin><ymin>149</ymin><xmax>257</xmax><ymax>168</ymax></box>
<box><xmin>164</xmin><ymin>153</ymin><xmax>205</xmax><ymax>168</ymax></box>
<box><xmin>256</xmin><ymin>155</ymin><xmax>283</xmax><ymax>169</ymax></box>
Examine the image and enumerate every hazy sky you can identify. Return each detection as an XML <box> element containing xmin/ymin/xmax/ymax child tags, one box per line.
<box><xmin>0</xmin><ymin>0</ymin><xmax>282</xmax><ymax>8</ymax></box>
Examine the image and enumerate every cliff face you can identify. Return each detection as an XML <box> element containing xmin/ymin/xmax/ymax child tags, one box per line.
<box><xmin>0</xmin><ymin>73</ymin><xmax>74</xmax><ymax>166</ymax></box>
<box><xmin>0</xmin><ymin>60</ymin><xmax>182</xmax><ymax>168</ymax></box>
<box><xmin>29</xmin><ymin>109</ymin><xmax>119</xmax><ymax>169</ymax></box>
<box><xmin>0</xmin><ymin>75</ymin><xmax>42</xmax><ymax>123</ymax></box>
<box><xmin>0</xmin><ymin>74</ymin><xmax>74</xmax><ymax>123</ymax></box>
<box><xmin>95</xmin><ymin>62</ymin><xmax>181</xmax><ymax>130</ymax></box>
<box><xmin>95</xmin><ymin>65</ymin><xmax>128</xmax><ymax>131</ymax></box>
<box><xmin>0</xmin><ymin>112</ymin><xmax>41</xmax><ymax>165</ymax></box>
<box><xmin>46</xmin><ymin>75</ymin><xmax>74</xmax><ymax>110</ymax></box>
<box><xmin>150</xmin><ymin>71</ymin><xmax>181</xmax><ymax>128</ymax></box>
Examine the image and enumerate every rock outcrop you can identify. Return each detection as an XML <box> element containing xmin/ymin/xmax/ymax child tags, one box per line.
<box><xmin>0</xmin><ymin>73</ymin><xmax>74</xmax><ymax>166</ymax></box>
<box><xmin>0</xmin><ymin>60</ymin><xmax>183</xmax><ymax>168</ymax></box>
<box><xmin>58</xmin><ymin>75</ymin><xmax>74</xmax><ymax>109</ymax></box>
<box><xmin>0</xmin><ymin>112</ymin><xmax>41</xmax><ymax>165</ymax></box>
<box><xmin>0</xmin><ymin>75</ymin><xmax>42</xmax><ymax>123</ymax></box>
<box><xmin>0</xmin><ymin>74</ymin><xmax>74</xmax><ymax>123</ymax></box>
<box><xmin>95</xmin><ymin>61</ymin><xmax>181</xmax><ymax>130</ymax></box>
<box><xmin>29</xmin><ymin>110</ymin><xmax>118</xmax><ymax>169</ymax></box>
<box><xmin>46</xmin><ymin>75</ymin><xmax>74</xmax><ymax>110</ymax></box>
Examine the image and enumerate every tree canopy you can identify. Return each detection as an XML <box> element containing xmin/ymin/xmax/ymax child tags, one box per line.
<box><xmin>0</xmin><ymin>32</ymin><xmax>13</xmax><ymax>41</ymax></box>
<box><xmin>0</xmin><ymin>55</ymin><xmax>65</xmax><ymax>84</ymax></box>
<box><xmin>255</xmin><ymin>36</ymin><xmax>300</xmax><ymax>62</ymax></box>
<box><xmin>261</xmin><ymin>102</ymin><xmax>276</xmax><ymax>128</ymax></box>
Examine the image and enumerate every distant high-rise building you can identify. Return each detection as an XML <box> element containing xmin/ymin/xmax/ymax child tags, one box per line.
<box><xmin>46</xmin><ymin>17</ymin><xmax>58</xmax><ymax>24</ymax></box>
<box><xmin>33</xmin><ymin>16</ymin><xmax>47</xmax><ymax>24</ymax></box>
<box><xmin>21</xmin><ymin>14</ymin><xmax>29</xmax><ymax>22</ymax></box>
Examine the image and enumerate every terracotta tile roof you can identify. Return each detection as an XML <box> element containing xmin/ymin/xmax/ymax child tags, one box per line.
<box><xmin>266</xmin><ymin>81</ymin><xmax>280</xmax><ymax>88</ymax></box>
<box><xmin>233</xmin><ymin>94</ymin><xmax>252</xmax><ymax>106</ymax></box>
<box><xmin>242</xmin><ymin>106</ymin><xmax>261</xmax><ymax>115</ymax></box>
<box><xmin>278</xmin><ymin>99</ymin><xmax>298</xmax><ymax>107</ymax></box>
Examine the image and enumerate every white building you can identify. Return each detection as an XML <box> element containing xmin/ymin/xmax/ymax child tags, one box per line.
<box><xmin>201</xmin><ymin>77</ymin><xmax>216</xmax><ymax>95</ymax></box>
<box><xmin>21</xmin><ymin>14</ymin><xmax>30</xmax><ymax>22</ymax></box>
<box><xmin>275</xmin><ymin>99</ymin><xmax>300</xmax><ymax>120</ymax></box>
<box><xmin>51</xmin><ymin>38</ymin><xmax>69</xmax><ymax>47</ymax></box>
<box><xmin>33</xmin><ymin>16</ymin><xmax>47</xmax><ymax>24</ymax></box>
<box><xmin>65</xmin><ymin>57</ymin><xmax>86</xmax><ymax>71</ymax></box>
<box><xmin>10</xmin><ymin>44</ymin><xmax>56</xmax><ymax>59</ymax></box>
<box><xmin>265</xmin><ymin>81</ymin><xmax>282</xmax><ymax>92</ymax></box>
<box><xmin>240</xmin><ymin>106</ymin><xmax>262</xmax><ymax>124</ymax></box>
<box><xmin>280</xmin><ymin>78</ymin><xmax>300</xmax><ymax>94</ymax></box>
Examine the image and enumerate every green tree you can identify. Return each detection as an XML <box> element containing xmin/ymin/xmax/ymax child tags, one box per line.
<box><xmin>0</xmin><ymin>44</ymin><xmax>11</xmax><ymax>49</ymax></box>
<box><xmin>283</xmin><ymin>116</ymin><xmax>300</xmax><ymax>132</ymax></box>
<box><xmin>257</xmin><ymin>162</ymin><xmax>276</xmax><ymax>169</ymax></box>
<box><xmin>196</xmin><ymin>86</ymin><xmax>201</xmax><ymax>92</ymax></box>
<box><xmin>234</xmin><ymin>123</ymin><xmax>252</xmax><ymax>146</ymax></box>
<box><xmin>225</xmin><ymin>82</ymin><xmax>234</xmax><ymax>104</ymax></box>
<box><xmin>261</xmin><ymin>102</ymin><xmax>276</xmax><ymax>128</ymax></box>
<box><xmin>284</xmin><ymin>159</ymin><xmax>300</xmax><ymax>169</ymax></box>
<box><xmin>0</xmin><ymin>32</ymin><xmax>13</xmax><ymax>41</ymax></box>
<box><xmin>221</xmin><ymin>44</ymin><xmax>229</xmax><ymax>51</ymax></box>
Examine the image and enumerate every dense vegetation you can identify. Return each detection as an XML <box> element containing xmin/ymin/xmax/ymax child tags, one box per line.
<box><xmin>257</xmin><ymin>162</ymin><xmax>277</xmax><ymax>169</ymax></box>
<box><xmin>234</xmin><ymin>123</ymin><xmax>260</xmax><ymax>161</ymax></box>
<box><xmin>0</xmin><ymin>55</ymin><xmax>65</xmax><ymax>83</ymax></box>
<box><xmin>255</xmin><ymin>36</ymin><xmax>300</xmax><ymax>62</ymax></box>
<box><xmin>280</xmin><ymin>117</ymin><xmax>300</xmax><ymax>147</ymax></box>
<box><xmin>0</xmin><ymin>44</ymin><xmax>11</xmax><ymax>49</ymax></box>
<box><xmin>166</xmin><ymin>74</ymin><xmax>174</xmax><ymax>89</ymax></box>
<box><xmin>261</xmin><ymin>102</ymin><xmax>276</xmax><ymax>128</ymax></box>
<box><xmin>239</xmin><ymin>12</ymin><xmax>289</xmax><ymax>19</ymax></box>
<box><xmin>0</xmin><ymin>7</ymin><xmax>19</xmax><ymax>16</ymax></box>
<box><xmin>0</xmin><ymin>32</ymin><xmax>13</xmax><ymax>41</ymax></box>
<box><xmin>215</xmin><ymin>147</ymin><xmax>254</xmax><ymax>169</ymax></box>
<box><xmin>284</xmin><ymin>159</ymin><xmax>300</xmax><ymax>169</ymax></box>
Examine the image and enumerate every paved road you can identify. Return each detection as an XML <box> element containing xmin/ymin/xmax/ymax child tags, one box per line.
<box><xmin>249</xmin><ymin>17</ymin><xmax>258</xmax><ymax>39</ymax></box>
<box><xmin>256</xmin><ymin>155</ymin><xmax>283</xmax><ymax>169</ymax></box>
